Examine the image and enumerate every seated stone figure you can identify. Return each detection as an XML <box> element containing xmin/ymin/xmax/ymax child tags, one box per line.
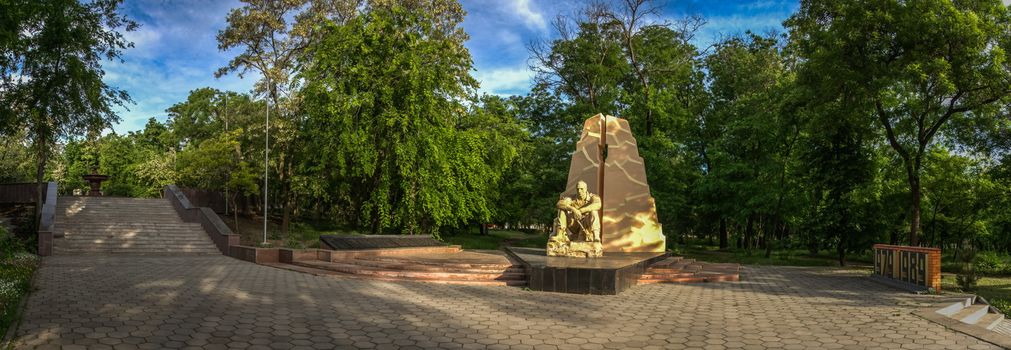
<box><xmin>547</xmin><ymin>181</ymin><xmax>603</xmax><ymax>257</ymax></box>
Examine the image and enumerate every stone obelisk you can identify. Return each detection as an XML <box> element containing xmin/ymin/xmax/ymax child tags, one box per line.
<box><xmin>561</xmin><ymin>114</ymin><xmax>666</xmax><ymax>252</ymax></box>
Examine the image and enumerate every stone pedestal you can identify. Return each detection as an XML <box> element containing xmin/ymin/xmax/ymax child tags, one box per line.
<box><xmin>82</xmin><ymin>172</ymin><xmax>109</xmax><ymax>196</ymax></box>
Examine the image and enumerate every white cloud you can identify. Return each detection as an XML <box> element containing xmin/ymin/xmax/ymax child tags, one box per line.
<box><xmin>472</xmin><ymin>65</ymin><xmax>533</xmax><ymax>96</ymax></box>
<box><xmin>510</xmin><ymin>0</ymin><xmax>547</xmax><ymax>32</ymax></box>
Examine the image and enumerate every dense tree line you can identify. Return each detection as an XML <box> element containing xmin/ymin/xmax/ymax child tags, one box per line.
<box><xmin>2</xmin><ymin>0</ymin><xmax>1010</xmax><ymax>262</ymax></box>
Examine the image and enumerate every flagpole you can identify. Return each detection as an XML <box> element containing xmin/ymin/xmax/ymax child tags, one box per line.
<box><xmin>263</xmin><ymin>95</ymin><xmax>269</xmax><ymax>245</ymax></box>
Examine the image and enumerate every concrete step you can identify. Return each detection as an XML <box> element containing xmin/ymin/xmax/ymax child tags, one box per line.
<box><xmin>953</xmin><ymin>304</ymin><xmax>991</xmax><ymax>325</ymax></box>
<box><xmin>293</xmin><ymin>260</ymin><xmax>527</xmax><ymax>282</ymax></box>
<box><xmin>346</xmin><ymin>257</ymin><xmax>524</xmax><ymax>274</ymax></box>
<box><xmin>54</xmin><ymin>248</ymin><xmax>220</xmax><ymax>254</ymax></box>
<box><xmin>59</xmin><ymin>228</ymin><xmax>205</xmax><ymax>233</ymax></box>
<box><xmin>638</xmin><ymin>276</ymin><xmax>708</xmax><ymax>284</ymax></box>
<box><xmin>59</xmin><ymin>231</ymin><xmax>207</xmax><ymax>236</ymax></box>
<box><xmin>57</xmin><ymin>239</ymin><xmax>213</xmax><ymax>245</ymax></box>
<box><xmin>978</xmin><ymin>312</ymin><xmax>1005</xmax><ymax>330</ymax></box>
<box><xmin>936</xmin><ymin>297</ymin><xmax>975</xmax><ymax>317</ymax></box>
<box><xmin>55</xmin><ymin>214</ymin><xmax>181</xmax><ymax>217</ymax></box>
<box><xmin>637</xmin><ymin>258</ymin><xmax>740</xmax><ymax>285</ymax></box>
<box><xmin>57</xmin><ymin>227</ymin><xmax>196</xmax><ymax>232</ymax></box>
<box><xmin>995</xmin><ymin>320</ymin><xmax>1011</xmax><ymax>336</ymax></box>
<box><xmin>264</xmin><ymin>263</ymin><xmax>525</xmax><ymax>285</ymax></box>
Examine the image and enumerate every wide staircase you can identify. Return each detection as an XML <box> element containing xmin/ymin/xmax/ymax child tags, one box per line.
<box><xmin>53</xmin><ymin>197</ymin><xmax>219</xmax><ymax>254</ymax></box>
<box><xmin>637</xmin><ymin>256</ymin><xmax>741</xmax><ymax>284</ymax></box>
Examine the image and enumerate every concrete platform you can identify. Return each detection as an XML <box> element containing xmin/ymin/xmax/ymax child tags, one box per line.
<box><xmin>505</xmin><ymin>246</ymin><xmax>667</xmax><ymax>294</ymax></box>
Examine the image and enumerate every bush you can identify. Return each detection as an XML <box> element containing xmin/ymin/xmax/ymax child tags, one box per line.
<box><xmin>990</xmin><ymin>298</ymin><xmax>1011</xmax><ymax>315</ymax></box>
<box><xmin>0</xmin><ymin>226</ymin><xmax>27</xmax><ymax>258</ymax></box>
<box><xmin>956</xmin><ymin>247</ymin><xmax>980</xmax><ymax>291</ymax></box>
<box><xmin>974</xmin><ymin>251</ymin><xmax>1008</xmax><ymax>275</ymax></box>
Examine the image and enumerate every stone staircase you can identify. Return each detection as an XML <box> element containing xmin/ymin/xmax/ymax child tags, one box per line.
<box><xmin>935</xmin><ymin>296</ymin><xmax>1008</xmax><ymax>334</ymax></box>
<box><xmin>53</xmin><ymin>197</ymin><xmax>219</xmax><ymax>254</ymax></box>
<box><xmin>637</xmin><ymin>256</ymin><xmax>741</xmax><ymax>284</ymax></box>
<box><xmin>275</xmin><ymin>247</ymin><xmax>528</xmax><ymax>286</ymax></box>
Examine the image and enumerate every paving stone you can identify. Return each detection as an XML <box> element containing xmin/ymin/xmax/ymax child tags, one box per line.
<box><xmin>11</xmin><ymin>255</ymin><xmax>1004</xmax><ymax>349</ymax></box>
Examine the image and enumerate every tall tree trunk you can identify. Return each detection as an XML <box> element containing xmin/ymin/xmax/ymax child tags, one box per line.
<box><xmin>745</xmin><ymin>214</ymin><xmax>755</xmax><ymax>251</ymax></box>
<box><xmin>233</xmin><ymin>193</ymin><xmax>241</xmax><ymax>235</ymax></box>
<box><xmin>371</xmin><ymin>210</ymin><xmax>381</xmax><ymax>235</ymax></box>
<box><xmin>718</xmin><ymin>217</ymin><xmax>728</xmax><ymax>250</ymax></box>
<box><xmin>909</xmin><ymin>174</ymin><xmax>921</xmax><ymax>246</ymax></box>
<box><xmin>34</xmin><ymin>146</ymin><xmax>48</xmax><ymax>224</ymax></box>
<box><xmin>835</xmin><ymin>195</ymin><xmax>847</xmax><ymax>266</ymax></box>
<box><xmin>765</xmin><ymin>216</ymin><xmax>777</xmax><ymax>258</ymax></box>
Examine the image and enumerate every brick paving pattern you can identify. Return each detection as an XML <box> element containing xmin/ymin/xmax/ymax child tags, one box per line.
<box><xmin>15</xmin><ymin>255</ymin><xmax>1002</xmax><ymax>349</ymax></box>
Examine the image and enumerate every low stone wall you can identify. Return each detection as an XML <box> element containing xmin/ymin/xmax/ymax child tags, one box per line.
<box><xmin>164</xmin><ymin>185</ymin><xmax>239</xmax><ymax>255</ymax></box>
<box><xmin>873</xmin><ymin>244</ymin><xmax>941</xmax><ymax>292</ymax></box>
<box><xmin>279</xmin><ymin>248</ymin><xmax>318</xmax><ymax>263</ymax></box>
<box><xmin>229</xmin><ymin>246</ymin><xmax>279</xmax><ymax>264</ymax></box>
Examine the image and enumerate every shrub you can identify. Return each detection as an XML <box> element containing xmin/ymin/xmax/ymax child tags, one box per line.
<box><xmin>956</xmin><ymin>247</ymin><xmax>980</xmax><ymax>291</ymax></box>
<box><xmin>990</xmin><ymin>298</ymin><xmax>1011</xmax><ymax>315</ymax></box>
<box><xmin>973</xmin><ymin>251</ymin><xmax>1008</xmax><ymax>275</ymax></box>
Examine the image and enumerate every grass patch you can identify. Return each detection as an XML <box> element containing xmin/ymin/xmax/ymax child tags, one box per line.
<box><xmin>942</xmin><ymin>274</ymin><xmax>1011</xmax><ymax>315</ymax></box>
<box><xmin>677</xmin><ymin>245</ymin><xmax>874</xmax><ymax>267</ymax></box>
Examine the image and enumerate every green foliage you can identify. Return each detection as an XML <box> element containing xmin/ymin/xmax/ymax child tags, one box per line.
<box><xmin>787</xmin><ymin>0</ymin><xmax>1011</xmax><ymax>245</ymax></box>
<box><xmin>0</xmin><ymin>0</ymin><xmax>136</xmax><ymax>202</ymax></box>
<box><xmin>973</xmin><ymin>251</ymin><xmax>1009</xmax><ymax>275</ymax></box>
<box><xmin>6</xmin><ymin>0</ymin><xmax>1011</xmax><ymax>270</ymax></box>
<box><xmin>0</xmin><ymin>226</ymin><xmax>39</xmax><ymax>337</ymax></box>
<box><xmin>300</xmin><ymin>2</ymin><xmax>519</xmax><ymax>234</ymax></box>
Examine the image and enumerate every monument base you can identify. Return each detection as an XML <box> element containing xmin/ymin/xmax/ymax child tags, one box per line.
<box><xmin>505</xmin><ymin>246</ymin><xmax>667</xmax><ymax>295</ymax></box>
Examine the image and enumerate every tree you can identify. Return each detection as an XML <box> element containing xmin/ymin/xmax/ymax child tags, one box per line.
<box><xmin>217</xmin><ymin>0</ymin><xmax>360</xmax><ymax>235</ymax></box>
<box><xmin>700</xmin><ymin>33</ymin><xmax>802</xmax><ymax>254</ymax></box>
<box><xmin>300</xmin><ymin>1</ymin><xmax>516</xmax><ymax>234</ymax></box>
<box><xmin>530</xmin><ymin>3</ymin><xmax>627</xmax><ymax>115</ymax></box>
<box><xmin>787</xmin><ymin>0</ymin><xmax>1011</xmax><ymax>245</ymax></box>
<box><xmin>177</xmin><ymin>130</ymin><xmax>258</xmax><ymax>233</ymax></box>
<box><xmin>0</xmin><ymin>0</ymin><xmax>135</xmax><ymax>218</ymax></box>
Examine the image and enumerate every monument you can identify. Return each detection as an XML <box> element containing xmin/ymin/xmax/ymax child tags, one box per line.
<box><xmin>505</xmin><ymin>114</ymin><xmax>670</xmax><ymax>294</ymax></box>
<box><xmin>547</xmin><ymin>114</ymin><xmax>666</xmax><ymax>257</ymax></box>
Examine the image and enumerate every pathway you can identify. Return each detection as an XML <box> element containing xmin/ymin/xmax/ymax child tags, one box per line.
<box><xmin>15</xmin><ymin>255</ymin><xmax>1003</xmax><ymax>349</ymax></box>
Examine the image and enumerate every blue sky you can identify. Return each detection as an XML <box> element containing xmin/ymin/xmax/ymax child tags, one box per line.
<box><xmin>107</xmin><ymin>0</ymin><xmax>799</xmax><ymax>133</ymax></box>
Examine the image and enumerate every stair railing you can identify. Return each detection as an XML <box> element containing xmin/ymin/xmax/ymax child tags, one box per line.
<box><xmin>37</xmin><ymin>182</ymin><xmax>57</xmax><ymax>256</ymax></box>
<box><xmin>164</xmin><ymin>185</ymin><xmax>239</xmax><ymax>255</ymax></box>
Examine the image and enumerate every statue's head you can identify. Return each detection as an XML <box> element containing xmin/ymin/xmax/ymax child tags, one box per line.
<box><xmin>576</xmin><ymin>181</ymin><xmax>589</xmax><ymax>200</ymax></box>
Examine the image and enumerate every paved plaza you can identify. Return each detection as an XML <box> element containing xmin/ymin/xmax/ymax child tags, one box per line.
<box><xmin>14</xmin><ymin>255</ymin><xmax>1002</xmax><ymax>349</ymax></box>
